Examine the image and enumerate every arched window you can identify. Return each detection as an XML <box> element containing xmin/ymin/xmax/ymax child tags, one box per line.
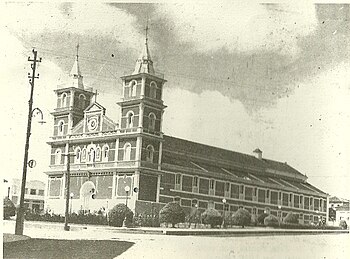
<box><xmin>148</xmin><ymin>113</ymin><xmax>156</xmax><ymax>131</ymax></box>
<box><xmin>79</xmin><ymin>94</ymin><xmax>86</xmax><ymax>109</ymax></box>
<box><xmin>74</xmin><ymin>147</ymin><xmax>81</xmax><ymax>163</ymax></box>
<box><xmin>88</xmin><ymin>147</ymin><xmax>95</xmax><ymax>163</ymax></box>
<box><xmin>55</xmin><ymin>149</ymin><xmax>62</xmax><ymax>165</ymax></box>
<box><xmin>95</xmin><ymin>146</ymin><xmax>101</xmax><ymax>161</ymax></box>
<box><xmin>146</xmin><ymin>145</ymin><xmax>154</xmax><ymax>162</ymax></box>
<box><xmin>150</xmin><ymin>81</ymin><xmax>157</xmax><ymax>99</ymax></box>
<box><xmin>62</xmin><ymin>93</ymin><xmax>68</xmax><ymax>107</ymax></box>
<box><xmin>102</xmin><ymin>145</ymin><xmax>109</xmax><ymax>162</ymax></box>
<box><xmin>123</xmin><ymin>143</ymin><xmax>132</xmax><ymax>161</ymax></box>
<box><xmin>81</xmin><ymin>148</ymin><xmax>87</xmax><ymax>162</ymax></box>
<box><xmin>58</xmin><ymin>120</ymin><xmax>64</xmax><ymax>136</ymax></box>
<box><xmin>129</xmin><ymin>80</ymin><xmax>137</xmax><ymax>97</ymax></box>
<box><xmin>126</xmin><ymin>111</ymin><xmax>134</xmax><ymax>128</ymax></box>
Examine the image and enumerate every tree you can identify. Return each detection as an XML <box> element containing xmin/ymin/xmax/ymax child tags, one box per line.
<box><xmin>159</xmin><ymin>202</ymin><xmax>185</xmax><ymax>228</ymax></box>
<box><xmin>257</xmin><ymin>213</ymin><xmax>269</xmax><ymax>225</ymax></box>
<box><xmin>3</xmin><ymin>197</ymin><xmax>16</xmax><ymax>219</ymax></box>
<box><xmin>283</xmin><ymin>212</ymin><xmax>299</xmax><ymax>224</ymax></box>
<box><xmin>264</xmin><ymin>214</ymin><xmax>279</xmax><ymax>226</ymax></box>
<box><xmin>232</xmin><ymin>208</ymin><xmax>251</xmax><ymax>228</ymax></box>
<box><xmin>108</xmin><ymin>204</ymin><xmax>133</xmax><ymax>227</ymax></box>
<box><xmin>201</xmin><ymin>208</ymin><xmax>222</xmax><ymax>228</ymax></box>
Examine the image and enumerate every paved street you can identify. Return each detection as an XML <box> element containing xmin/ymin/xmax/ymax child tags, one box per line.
<box><xmin>3</xmin><ymin>221</ymin><xmax>349</xmax><ymax>259</ymax></box>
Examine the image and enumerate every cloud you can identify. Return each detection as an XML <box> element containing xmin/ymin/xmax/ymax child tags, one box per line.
<box><xmin>156</xmin><ymin>2</ymin><xmax>317</xmax><ymax>56</ymax></box>
<box><xmin>162</xmin><ymin>61</ymin><xmax>350</xmax><ymax>198</ymax></box>
<box><xmin>1</xmin><ymin>2</ymin><xmax>143</xmax><ymax>50</ymax></box>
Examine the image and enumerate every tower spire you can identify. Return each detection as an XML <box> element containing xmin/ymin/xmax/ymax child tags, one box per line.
<box><xmin>70</xmin><ymin>42</ymin><xmax>84</xmax><ymax>89</ymax></box>
<box><xmin>133</xmin><ymin>20</ymin><xmax>155</xmax><ymax>75</ymax></box>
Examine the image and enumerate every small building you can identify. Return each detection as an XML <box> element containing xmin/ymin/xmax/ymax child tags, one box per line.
<box><xmin>8</xmin><ymin>179</ymin><xmax>45</xmax><ymax>213</ymax></box>
<box><xmin>329</xmin><ymin>196</ymin><xmax>350</xmax><ymax>225</ymax></box>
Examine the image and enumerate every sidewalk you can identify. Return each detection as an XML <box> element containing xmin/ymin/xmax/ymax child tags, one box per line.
<box><xmin>3</xmin><ymin>219</ymin><xmax>349</xmax><ymax>237</ymax></box>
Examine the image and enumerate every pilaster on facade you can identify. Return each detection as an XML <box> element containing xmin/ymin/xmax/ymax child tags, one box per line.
<box><xmin>156</xmin><ymin>174</ymin><xmax>161</xmax><ymax>202</ymax></box>
<box><xmin>141</xmin><ymin>76</ymin><xmax>146</xmax><ymax>98</ymax></box>
<box><xmin>139</xmin><ymin>102</ymin><xmax>144</xmax><ymax>128</ymax></box>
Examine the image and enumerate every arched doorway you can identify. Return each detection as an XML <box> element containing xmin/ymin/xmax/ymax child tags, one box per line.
<box><xmin>80</xmin><ymin>181</ymin><xmax>95</xmax><ymax>213</ymax></box>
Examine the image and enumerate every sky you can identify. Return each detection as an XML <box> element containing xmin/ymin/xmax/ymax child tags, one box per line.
<box><xmin>1</xmin><ymin>2</ymin><xmax>349</xmax><ymax>199</ymax></box>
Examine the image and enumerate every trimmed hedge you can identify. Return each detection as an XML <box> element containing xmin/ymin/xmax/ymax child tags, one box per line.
<box><xmin>108</xmin><ymin>204</ymin><xmax>133</xmax><ymax>227</ymax></box>
<box><xmin>201</xmin><ymin>208</ymin><xmax>222</xmax><ymax>228</ymax></box>
<box><xmin>3</xmin><ymin>197</ymin><xmax>16</xmax><ymax>219</ymax></box>
<box><xmin>264</xmin><ymin>214</ymin><xmax>279</xmax><ymax>226</ymax></box>
<box><xmin>159</xmin><ymin>202</ymin><xmax>186</xmax><ymax>228</ymax></box>
<box><xmin>265</xmin><ymin>222</ymin><xmax>342</xmax><ymax>230</ymax></box>
<box><xmin>257</xmin><ymin>213</ymin><xmax>269</xmax><ymax>225</ymax></box>
<box><xmin>284</xmin><ymin>212</ymin><xmax>299</xmax><ymax>224</ymax></box>
<box><xmin>232</xmin><ymin>208</ymin><xmax>251</xmax><ymax>228</ymax></box>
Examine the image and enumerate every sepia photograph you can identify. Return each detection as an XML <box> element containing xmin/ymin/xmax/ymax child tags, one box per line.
<box><xmin>1</xmin><ymin>1</ymin><xmax>349</xmax><ymax>258</ymax></box>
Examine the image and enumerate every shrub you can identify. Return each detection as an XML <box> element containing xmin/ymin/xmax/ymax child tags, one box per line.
<box><xmin>232</xmin><ymin>208</ymin><xmax>251</xmax><ymax>228</ymax></box>
<box><xmin>257</xmin><ymin>213</ymin><xmax>269</xmax><ymax>225</ymax></box>
<box><xmin>284</xmin><ymin>212</ymin><xmax>299</xmax><ymax>224</ymax></box>
<box><xmin>108</xmin><ymin>204</ymin><xmax>133</xmax><ymax>227</ymax></box>
<box><xmin>159</xmin><ymin>202</ymin><xmax>185</xmax><ymax>228</ymax></box>
<box><xmin>339</xmin><ymin>220</ymin><xmax>348</xmax><ymax>230</ymax></box>
<box><xmin>264</xmin><ymin>214</ymin><xmax>279</xmax><ymax>226</ymax></box>
<box><xmin>3</xmin><ymin>197</ymin><xmax>16</xmax><ymax>219</ymax></box>
<box><xmin>201</xmin><ymin>208</ymin><xmax>222</xmax><ymax>228</ymax></box>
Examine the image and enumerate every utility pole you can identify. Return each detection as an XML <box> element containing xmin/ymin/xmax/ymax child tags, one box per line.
<box><xmin>62</xmin><ymin>152</ymin><xmax>75</xmax><ymax>231</ymax></box>
<box><xmin>15</xmin><ymin>49</ymin><xmax>41</xmax><ymax>235</ymax></box>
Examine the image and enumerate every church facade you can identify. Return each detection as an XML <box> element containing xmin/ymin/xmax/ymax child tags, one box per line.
<box><xmin>45</xmin><ymin>38</ymin><xmax>328</xmax><ymax>224</ymax></box>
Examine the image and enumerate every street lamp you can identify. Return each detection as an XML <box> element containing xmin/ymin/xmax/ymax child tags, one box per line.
<box><xmin>15</xmin><ymin>105</ymin><xmax>45</xmax><ymax>235</ymax></box>
<box><xmin>70</xmin><ymin>193</ymin><xmax>74</xmax><ymax>214</ymax></box>
<box><xmin>122</xmin><ymin>185</ymin><xmax>131</xmax><ymax>227</ymax></box>
<box><xmin>278</xmin><ymin>205</ymin><xmax>282</xmax><ymax>227</ymax></box>
<box><xmin>222</xmin><ymin>198</ymin><xmax>227</xmax><ymax>228</ymax></box>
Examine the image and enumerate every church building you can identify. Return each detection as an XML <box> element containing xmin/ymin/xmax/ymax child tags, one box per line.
<box><xmin>45</xmin><ymin>36</ymin><xmax>328</xmax><ymax>224</ymax></box>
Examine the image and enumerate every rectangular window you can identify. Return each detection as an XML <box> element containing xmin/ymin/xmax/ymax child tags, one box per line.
<box><xmin>244</xmin><ymin>187</ymin><xmax>253</xmax><ymax>201</ymax></box>
<box><xmin>258</xmin><ymin>189</ymin><xmax>265</xmax><ymax>203</ymax></box>
<box><xmin>182</xmin><ymin>175</ymin><xmax>192</xmax><ymax>192</ymax></box>
<box><xmin>175</xmin><ymin>174</ymin><xmax>181</xmax><ymax>185</ymax></box>
<box><xmin>230</xmin><ymin>184</ymin><xmax>239</xmax><ymax>199</ymax></box>
<box><xmin>239</xmin><ymin>185</ymin><xmax>244</xmax><ymax>194</ymax></box>
<box><xmin>304</xmin><ymin>197</ymin><xmax>310</xmax><ymax>210</ymax></box>
<box><xmin>282</xmin><ymin>193</ymin><xmax>289</xmax><ymax>206</ymax></box>
<box><xmin>215</xmin><ymin>181</ymin><xmax>224</xmax><ymax>197</ymax></box>
<box><xmin>38</xmin><ymin>190</ymin><xmax>44</xmax><ymax>196</ymax></box>
<box><xmin>175</xmin><ymin>174</ymin><xmax>182</xmax><ymax>190</ymax></box>
<box><xmin>193</xmin><ymin>176</ymin><xmax>198</xmax><ymax>187</ymax></box>
<box><xmin>30</xmin><ymin>189</ymin><xmax>36</xmax><ymax>195</ymax></box>
<box><xmin>225</xmin><ymin>182</ymin><xmax>230</xmax><ymax>192</ymax></box>
<box><xmin>199</xmin><ymin>201</ymin><xmax>208</xmax><ymax>209</ymax></box>
<box><xmin>270</xmin><ymin>191</ymin><xmax>278</xmax><ymax>205</ymax></box>
<box><xmin>199</xmin><ymin>178</ymin><xmax>209</xmax><ymax>195</ymax></box>
<box><xmin>209</xmin><ymin>179</ymin><xmax>215</xmax><ymax>190</ymax></box>
<box><xmin>294</xmin><ymin>195</ymin><xmax>300</xmax><ymax>208</ymax></box>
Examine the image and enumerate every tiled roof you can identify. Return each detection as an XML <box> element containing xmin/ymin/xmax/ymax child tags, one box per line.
<box><xmin>161</xmin><ymin>135</ymin><xmax>327</xmax><ymax>196</ymax></box>
<box><xmin>163</xmin><ymin>135</ymin><xmax>303</xmax><ymax>177</ymax></box>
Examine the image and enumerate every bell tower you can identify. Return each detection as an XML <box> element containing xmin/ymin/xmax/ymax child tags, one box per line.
<box><xmin>118</xmin><ymin>25</ymin><xmax>166</xmax><ymax>170</ymax></box>
<box><xmin>51</xmin><ymin>44</ymin><xmax>94</xmax><ymax>137</ymax></box>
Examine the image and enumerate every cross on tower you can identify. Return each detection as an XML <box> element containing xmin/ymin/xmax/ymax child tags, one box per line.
<box><xmin>94</xmin><ymin>89</ymin><xmax>99</xmax><ymax>102</ymax></box>
<box><xmin>145</xmin><ymin>19</ymin><xmax>149</xmax><ymax>44</ymax></box>
<box><xmin>76</xmin><ymin>42</ymin><xmax>79</xmax><ymax>57</ymax></box>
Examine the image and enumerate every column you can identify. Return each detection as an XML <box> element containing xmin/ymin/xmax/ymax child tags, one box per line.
<box><xmin>141</xmin><ymin>77</ymin><xmax>145</xmax><ymax>98</ymax></box>
<box><xmin>114</xmin><ymin>138</ymin><xmax>119</xmax><ymax>162</ymax></box>
<box><xmin>112</xmin><ymin>172</ymin><xmax>117</xmax><ymax>199</ymax></box>
<box><xmin>156</xmin><ymin>174</ymin><xmax>161</xmax><ymax>202</ymax></box>
<box><xmin>136</xmin><ymin>136</ymin><xmax>142</xmax><ymax>163</ymax></box>
<box><xmin>157</xmin><ymin>142</ymin><xmax>163</xmax><ymax>170</ymax></box>
<box><xmin>139</xmin><ymin>103</ymin><xmax>144</xmax><ymax>128</ymax></box>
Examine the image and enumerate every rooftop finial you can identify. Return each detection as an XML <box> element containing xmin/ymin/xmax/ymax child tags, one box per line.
<box><xmin>145</xmin><ymin>19</ymin><xmax>149</xmax><ymax>45</ymax></box>
<box><xmin>76</xmin><ymin>42</ymin><xmax>79</xmax><ymax>58</ymax></box>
